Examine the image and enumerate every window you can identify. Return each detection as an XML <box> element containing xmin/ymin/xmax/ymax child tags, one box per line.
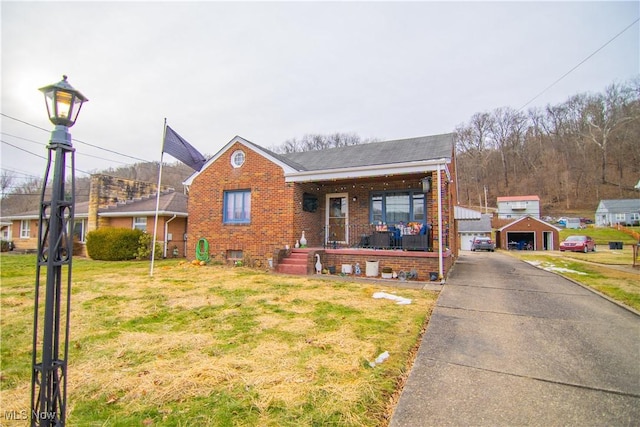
<box><xmin>133</xmin><ymin>217</ymin><xmax>147</xmax><ymax>231</ymax></box>
<box><xmin>20</xmin><ymin>220</ymin><xmax>30</xmax><ymax>238</ymax></box>
<box><xmin>370</xmin><ymin>191</ymin><xmax>425</xmax><ymax>224</ymax></box>
<box><xmin>227</xmin><ymin>250</ymin><xmax>243</xmax><ymax>260</ymax></box>
<box><xmin>231</xmin><ymin>150</ymin><xmax>245</xmax><ymax>168</ymax></box>
<box><xmin>224</xmin><ymin>190</ymin><xmax>251</xmax><ymax>223</ymax></box>
<box><xmin>73</xmin><ymin>219</ymin><xmax>87</xmax><ymax>243</ymax></box>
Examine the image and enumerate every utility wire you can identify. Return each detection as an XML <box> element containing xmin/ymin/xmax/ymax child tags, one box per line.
<box><xmin>1</xmin><ymin>140</ymin><xmax>92</xmax><ymax>175</ymax></box>
<box><xmin>1</xmin><ymin>112</ymin><xmax>152</xmax><ymax>163</ymax></box>
<box><xmin>1</xmin><ymin>132</ymin><xmax>132</xmax><ymax>165</ymax></box>
<box><xmin>518</xmin><ymin>17</ymin><xmax>640</xmax><ymax>111</ymax></box>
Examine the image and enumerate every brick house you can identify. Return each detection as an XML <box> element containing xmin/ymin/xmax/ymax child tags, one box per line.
<box><xmin>1</xmin><ymin>175</ymin><xmax>188</xmax><ymax>258</ymax></box>
<box><xmin>184</xmin><ymin>133</ymin><xmax>458</xmax><ymax>280</ymax></box>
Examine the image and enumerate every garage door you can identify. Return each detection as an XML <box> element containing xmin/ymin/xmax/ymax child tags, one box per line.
<box><xmin>461</xmin><ymin>233</ymin><xmax>479</xmax><ymax>251</ymax></box>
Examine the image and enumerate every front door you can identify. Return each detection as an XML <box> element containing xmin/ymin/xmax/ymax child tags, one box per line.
<box><xmin>326</xmin><ymin>193</ymin><xmax>348</xmax><ymax>244</ymax></box>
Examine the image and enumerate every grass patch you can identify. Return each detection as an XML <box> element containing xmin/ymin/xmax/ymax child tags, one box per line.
<box><xmin>507</xmin><ymin>249</ymin><xmax>640</xmax><ymax>311</ymax></box>
<box><xmin>1</xmin><ymin>254</ymin><xmax>436</xmax><ymax>426</ymax></box>
<box><xmin>559</xmin><ymin>226</ymin><xmax>638</xmax><ymax>246</ymax></box>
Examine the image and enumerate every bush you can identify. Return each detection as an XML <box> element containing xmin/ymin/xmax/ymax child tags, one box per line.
<box><xmin>0</xmin><ymin>240</ymin><xmax>14</xmax><ymax>252</ymax></box>
<box><xmin>86</xmin><ymin>228</ymin><xmax>144</xmax><ymax>260</ymax></box>
<box><xmin>134</xmin><ymin>232</ymin><xmax>163</xmax><ymax>260</ymax></box>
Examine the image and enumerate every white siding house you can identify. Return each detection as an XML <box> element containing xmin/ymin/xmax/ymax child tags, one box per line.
<box><xmin>595</xmin><ymin>199</ymin><xmax>640</xmax><ymax>226</ymax></box>
<box><xmin>496</xmin><ymin>195</ymin><xmax>540</xmax><ymax>219</ymax></box>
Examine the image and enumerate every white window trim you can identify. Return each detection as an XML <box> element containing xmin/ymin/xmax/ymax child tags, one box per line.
<box><xmin>133</xmin><ymin>217</ymin><xmax>147</xmax><ymax>231</ymax></box>
<box><xmin>231</xmin><ymin>150</ymin><xmax>245</xmax><ymax>168</ymax></box>
<box><xmin>20</xmin><ymin>220</ymin><xmax>30</xmax><ymax>238</ymax></box>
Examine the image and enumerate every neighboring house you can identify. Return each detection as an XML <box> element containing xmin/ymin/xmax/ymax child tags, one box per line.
<box><xmin>595</xmin><ymin>199</ymin><xmax>640</xmax><ymax>227</ymax></box>
<box><xmin>496</xmin><ymin>195</ymin><xmax>540</xmax><ymax>219</ymax></box>
<box><xmin>456</xmin><ymin>209</ymin><xmax>492</xmax><ymax>251</ymax></box>
<box><xmin>1</xmin><ymin>201</ymin><xmax>91</xmax><ymax>253</ymax></box>
<box><xmin>495</xmin><ymin>215</ymin><xmax>560</xmax><ymax>251</ymax></box>
<box><xmin>184</xmin><ymin>134</ymin><xmax>458</xmax><ymax>280</ymax></box>
<box><xmin>1</xmin><ymin>221</ymin><xmax>13</xmax><ymax>241</ymax></box>
<box><xmin>98</xmin><ymin>191</ymin><xmax>188</xmax><ymax>258</ymax></box>
<box><xmin>1</xmin><ymin>188</ymin><xmax>188</xmax><ymax>258</ymax></box>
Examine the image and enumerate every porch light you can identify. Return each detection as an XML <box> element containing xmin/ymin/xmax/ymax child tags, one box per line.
<box><xmin>39</xmin><ymin>75</ymin><xmax>88</xmax><ymax>128</ymax></box>
<box><xmin>421</xmin><ymin>176</ymin><xmax>432</xmax><ymax>193</ymax></box>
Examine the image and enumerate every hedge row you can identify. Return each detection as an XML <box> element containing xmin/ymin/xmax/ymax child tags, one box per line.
<box><xmin>86</xmin><ymin>228</ymin><xmax>144</xmax><ymax>261</ymax></box>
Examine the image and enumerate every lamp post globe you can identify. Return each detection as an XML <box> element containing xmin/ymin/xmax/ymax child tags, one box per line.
<box><xmin>38</xmin><ymin>75</ymin><xmax>88</xmax><ymax>146</ymax></box>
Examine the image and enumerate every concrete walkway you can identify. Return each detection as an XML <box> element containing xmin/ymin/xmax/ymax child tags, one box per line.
<box><xmin>390</xmin><ymin>251</ymin><xmax>640</xmax><ymax>427</ymax></box>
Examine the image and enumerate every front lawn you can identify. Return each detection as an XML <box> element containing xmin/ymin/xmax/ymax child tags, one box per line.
<box><xmin>0</xmin><ymin>255</ymin><xmax>437</xmax><ymax>426</ymax></box>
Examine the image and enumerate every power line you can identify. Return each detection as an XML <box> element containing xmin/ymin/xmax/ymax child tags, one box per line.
<box><xmin>1</xmin><ymin>132</ymin><xmax>133</xmax><ymax>165</ymax></box>
<box><xmin>1</xmin><ymin>112</ymin><xmax>152</xmax><ymax>163</ymax></box>
<box><xmin>518</xmin><ymin>17</ymin><xmax>640</xmax><ymax>111</ymax></box>
<box><xmin>1</xmin><ymin>140</ymin><xmax>92</xmax><ymax>175</ymax></box>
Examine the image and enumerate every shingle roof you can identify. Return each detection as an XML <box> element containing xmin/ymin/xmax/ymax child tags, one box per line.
<box><xmin>457</xmin><ymin>214</ymin><xmax>492</xmax><ymax>233</ymax></box>
<box><xmin>496</xmin><ymin>195</ymin><xmax>540</xmax><ymax>202</ymax></box>
<box><xmin>598</xmin><ymin>199</ymin><xmax>640</xmax><ymax>213</ymax></box>
<box><xmin>100</xmin><ymin>191</ymin><xmax>187</xmax><ymax>215</ymax></box>
<box><xmin>280</xmin><ymin>134</ymin><xmax>454</xmax><ymax>171</ymax></box>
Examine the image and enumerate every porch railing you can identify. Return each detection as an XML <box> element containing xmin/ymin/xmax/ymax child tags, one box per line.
<box><xmin>321</xmin><ymin>224</ymin><xmax>432</xmax><ymax>251</ymax></box>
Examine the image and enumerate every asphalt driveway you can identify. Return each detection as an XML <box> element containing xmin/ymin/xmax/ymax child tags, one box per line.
<box><xmin>390</xmin><ymin>251</ymin><xmax>640</xmax><ymax>426</ymax></box>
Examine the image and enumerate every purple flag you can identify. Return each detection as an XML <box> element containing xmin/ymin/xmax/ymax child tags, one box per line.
<box><xmin>163</xmin><ymin>126</ymin><xmax>206</xmax><ymax>171</ymax></box>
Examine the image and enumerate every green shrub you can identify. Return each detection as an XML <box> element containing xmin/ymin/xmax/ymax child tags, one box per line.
<box><xmin>86</xmin><ymin>228</ymin><xmax>144</xmax><ymax>260</ymax></box>
<box><xmin>134</xmin><ymin>232</ymin><xmax>163</xmax><ymax>260</ymax></box>
<box><xmin>0</xmin><ymin>240</ymin><xmax>14</xmax><ymax>252</ymax></box>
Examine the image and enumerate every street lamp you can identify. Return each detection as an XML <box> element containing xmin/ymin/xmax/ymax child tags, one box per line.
<box><xmin>31</xmin><ymin>75</ymin><xmax>87</xmax><ymax>426</ymax></box>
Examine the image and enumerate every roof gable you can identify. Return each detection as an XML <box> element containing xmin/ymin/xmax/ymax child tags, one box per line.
<box><xmin>184</xmin><ymin>136</ymin><xmax>300</xmax><ymax>185</ymax></box>
<box><xmin>497</xmin><ymin>215</ymin><xmax>561</xmax><ymax>232</ymax></box>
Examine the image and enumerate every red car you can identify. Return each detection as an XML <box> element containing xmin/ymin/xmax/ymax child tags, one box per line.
<box><xmin>560</xmin><ymin>235</ymin><xmax>596</xmax><ymax>253</ymax></box>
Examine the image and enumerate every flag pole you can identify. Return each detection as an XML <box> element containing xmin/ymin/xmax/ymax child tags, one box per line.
<box><xmin>150</xmin><ymin>118</ymin><xmax>167</xmax><ymax>277</ymax></box>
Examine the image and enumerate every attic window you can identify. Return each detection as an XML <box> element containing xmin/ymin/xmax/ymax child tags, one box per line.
<box><xmin>231</xmin><ymin>150</ymin><xmax>245</xmax><ymax>168</ymax></box>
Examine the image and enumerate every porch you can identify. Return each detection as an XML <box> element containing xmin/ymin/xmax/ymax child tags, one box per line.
<box><xmin>321</xmin><ymin>224</ymin><xmax>433</xmax><ymax>251</ymax></box>
<box><xmin>274</xmin><ymin>247</ymin><xmax>453</xmax><ymax>283</ymax></box>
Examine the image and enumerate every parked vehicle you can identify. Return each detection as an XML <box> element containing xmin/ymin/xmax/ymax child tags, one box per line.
<box><xmin>560</xmin><ymin>235</ymin><xmax>596</xmax><ymax>253</ymax></box>
<box><xmin>471</xmin><ymin>237</ymin><xmax>495</xmax><ymax>252</ymax></box>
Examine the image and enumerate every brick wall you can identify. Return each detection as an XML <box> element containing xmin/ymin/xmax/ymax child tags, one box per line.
<box><xmin>187</xmin><ymin>142</ymin><xmax>295</xmax><ymax>264</ymax></box>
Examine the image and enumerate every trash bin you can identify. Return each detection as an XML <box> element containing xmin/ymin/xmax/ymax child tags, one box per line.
<box><xmin>366</xmin><ymin>260</ymin><xmax>379</xmax><ymax>277</ymax></box>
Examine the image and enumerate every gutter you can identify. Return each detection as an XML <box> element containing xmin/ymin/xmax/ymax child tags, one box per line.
<box><xmin>284</xmin><ymin>158</ymin><xmax>451</xmax><ymax>183</ymax></box>
<box><xmin>437</xmin><ymin>164</ymin><xmax>445</xmax><ymax>283</ymax></box>
<box><xmin>164</xmin><ymin>214</ymin><xmax>177</xmax><ymax>258</ymax></box>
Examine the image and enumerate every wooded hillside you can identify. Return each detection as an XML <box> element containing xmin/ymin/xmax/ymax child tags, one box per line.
<box><xmin>3</xmin><ymin>79</ymin><xmax>638</xmax><ymax>217</ymax></box>
<box><xmin>455</xmin><ymin>79</ymin><xmax>640</xmax><ymax>215</ymax></box>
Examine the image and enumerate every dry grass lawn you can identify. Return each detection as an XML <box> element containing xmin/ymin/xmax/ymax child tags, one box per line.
<box><xmin>1</xmin><ymin>255</ymin><xmax>437</xmax><ymax>426</ymax></box>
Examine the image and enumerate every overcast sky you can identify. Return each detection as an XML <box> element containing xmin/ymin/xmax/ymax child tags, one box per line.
<box><xmin>1</xmin><ymin>1</ymin><xmax>638</xmax><ymax>187</ymax></box>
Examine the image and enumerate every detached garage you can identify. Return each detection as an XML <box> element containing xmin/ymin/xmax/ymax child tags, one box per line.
<box><xmin>458</xmin><ymin>213</ymin><xmax>492</xmax><ymax>251</ymax></box>
<box><xmin>496</xmin><ymin>216</ymin><xmax>560</xmax><ymax>251</ymax></box>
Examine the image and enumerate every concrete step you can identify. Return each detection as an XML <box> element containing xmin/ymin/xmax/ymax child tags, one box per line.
<box><xmin>276</xmin><ymin>250</ymin><xmax>310</xmax><ymax>275</ymax></box>
<box><xmin>276</xmin><ymin>263</ymin><xmax>308</xmax><ymax>275</ymax></box>
<box><xmin>279</xmin><ymin>255</ymin><xmax>307</xmax><ymax>264</ymax></box>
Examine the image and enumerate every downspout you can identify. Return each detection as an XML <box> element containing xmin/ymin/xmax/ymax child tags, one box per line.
<box><xmin>164</xmin><ymin>214</ymin><xmax>177</xmax><ymax>258</ymax></box>
<box><xmin>437</xmin><ymin>164</ymin><xmax>444</xmax><ymax>283</ymax></box>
